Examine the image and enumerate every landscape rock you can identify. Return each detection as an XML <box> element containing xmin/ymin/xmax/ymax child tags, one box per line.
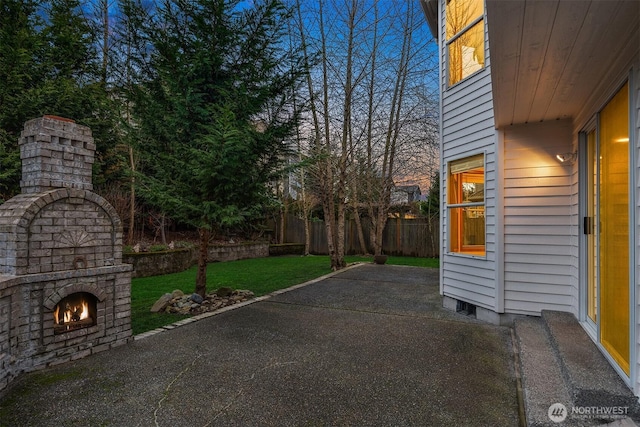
<box><xmin>215</xmin><ymin>287</ymin><xmax>234</xmax><ymax>297</ymax></box>
<box><xmin>172</xmin><ymin>289</ymin><xmax>184</xmax><ymax>298</ymax></box>
<box><xmin>160</xmin><ymin>289</ymin><xmax>255</xmax><ymax>316</ymax></box>
<box><xmin>150</xmin><ymin>293</ymin><xmax>173</xmax><ymax>313</ymax></box>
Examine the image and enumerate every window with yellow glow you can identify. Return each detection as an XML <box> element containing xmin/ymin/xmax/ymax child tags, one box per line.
<box><xmin>448</xmin><ymin>154</ymin><xmax>485</xmax><ymax>255</ymax></box>
<box><xmin>446</xmin><ymin>0</ymin><xmax>485</xmax><ymax>87</ymax></box>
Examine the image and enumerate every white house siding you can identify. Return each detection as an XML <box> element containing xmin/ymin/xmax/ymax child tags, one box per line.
<box><xmin>439</xmin><ymin>0</ymin><xmax>498</xmax><ymax>311</ymax></box>
<box><xmin>502</xmin><ymin>120</ymin><xmax>577</xmax><ymax>316</ymax></box>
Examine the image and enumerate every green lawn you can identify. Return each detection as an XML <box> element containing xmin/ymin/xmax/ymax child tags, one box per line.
<box><xmin>131</xmin><ymin>255</ymin><xmax>439</xmax><ymax>335</ymax></box>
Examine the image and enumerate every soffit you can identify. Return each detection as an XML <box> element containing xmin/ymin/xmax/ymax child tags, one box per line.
<box><xmin>486</xmin><ymin>0</ymin><xmax>639</xmax><ymax>128</ymax></box>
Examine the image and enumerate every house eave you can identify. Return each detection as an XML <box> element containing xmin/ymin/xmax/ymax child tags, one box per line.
<box><xmin>419</xmin><ymin>0</ymin><xmax>438</xmax><ymax>41</ymax></box>
<box><xmin>486</xmin><ymin>0</ymin><xmax>639</xmax><ymax>129</ymax></box>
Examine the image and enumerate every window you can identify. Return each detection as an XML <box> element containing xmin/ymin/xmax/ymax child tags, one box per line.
<box><xmin>446</xmin><ymin>0</ymin><xmax>485</xmax><ymax>87</ymax></box>
<box><xmin>448</xmin><ymin>154</ymin><xmax>485</xmax><ymax>255</ymax></box>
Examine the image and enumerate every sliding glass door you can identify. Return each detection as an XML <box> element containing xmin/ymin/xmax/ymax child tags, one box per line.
<box><xmin>585</xmin><ymin>81</ymin><xmax>630</xmax><ymax>375</ymax></box>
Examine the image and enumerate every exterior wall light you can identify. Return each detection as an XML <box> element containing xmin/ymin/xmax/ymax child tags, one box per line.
<box><xmin>556</xmin><ymin>152</ymin><xmax>577</xmax><ymax>164</ymax></box>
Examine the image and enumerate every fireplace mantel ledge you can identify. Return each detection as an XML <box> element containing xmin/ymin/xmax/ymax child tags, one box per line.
<box><xmin>0</xmin><ymin>264</ymin><xmax>132</xmax><ymax>291</ymax></box>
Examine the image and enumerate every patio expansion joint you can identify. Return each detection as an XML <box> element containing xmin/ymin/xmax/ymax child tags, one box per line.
<box><xmin>330</xmin><ymin>274</ymin><xmax>434</xmax><ymax>287</ymax></box>
<box><xmin>262</xmin><ymin>298</ymin><xmax>504</xmax><ymax>327</ymax></box>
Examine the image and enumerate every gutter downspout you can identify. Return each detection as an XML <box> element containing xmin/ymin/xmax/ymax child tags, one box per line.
<box><xmin>495</xmin><ymin>129</ymin><xmax>505</xmax><ymax>313</ymax></box>
<box><xmin>432</xmin><ymin>0</ymin><xmax>445</xmax><ymax>296</ymax></box>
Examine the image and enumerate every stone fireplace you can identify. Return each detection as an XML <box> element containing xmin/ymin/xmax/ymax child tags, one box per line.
<box><xmin>0</xmin><ymin>116</ymin><xmax>133</xmax><ymax>393</ymax></box>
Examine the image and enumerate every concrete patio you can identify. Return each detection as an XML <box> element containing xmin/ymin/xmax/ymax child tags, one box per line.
<box><xmin>0</xmin><ymin>264</ymin><xmax>521</xmax><ymax>426</ymax></box>
<box><xmin>2</xmin><ymin>262</ymin><xmax>640</xmax><ymax>426</ymax></box>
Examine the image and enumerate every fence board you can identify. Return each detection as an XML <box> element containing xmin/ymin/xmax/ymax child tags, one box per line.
<box><xmin>280</xmin><ymin>214</ymin><xmax>439</xmax><ymax>258</ymax></box>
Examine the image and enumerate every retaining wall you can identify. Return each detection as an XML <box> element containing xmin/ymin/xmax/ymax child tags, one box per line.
<box><xmin>124</xmin><ymin>243</ymin><xmax>269</xmax><ymax>278</ymax></box>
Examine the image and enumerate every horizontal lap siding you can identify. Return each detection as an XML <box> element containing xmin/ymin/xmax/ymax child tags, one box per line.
<box><xmin>440</xmin><ymin>0</ymin><xmax>497</xmax><ymax>310</ymax></box>
<box><xmin>503</xmin><ymin>120</ymin><xmax>576</xmax><ymax>315</ymax></box>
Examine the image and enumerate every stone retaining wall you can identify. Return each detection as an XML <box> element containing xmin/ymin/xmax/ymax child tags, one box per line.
<box><xmin>207</xmin><ymin>243</ymin><xmax>269</xmax><ymax>263</ymax></box>
<box><xmin>124</xmin><ymin>248</ymin><xmax>194</xmax><ymax>278</ymax></box>
<box><xmin>269</xmin><ymin>243</ymin><xmax>305</xmax><ymax>256</ymax></box>
<box><xmin>124</xmin><ymin>243</ymin><xmax>269</xmax><ymax>278</ymax></box>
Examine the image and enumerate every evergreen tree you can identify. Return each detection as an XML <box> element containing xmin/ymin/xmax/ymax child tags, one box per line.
<box><xmin>0</xmin><ymin>0</ymin><xmax>41</xmax><ymax>200</ymax></box>
<box><xmin>38</xmin><ymin>0</ymin><xmax>118</xmax><ymax>186</ymax></box>
<box><xmin>422</xmin><ymin>172</ymin><xmax>440</xmax><ymax>218</ymax></box>
<box><xmin>0</xmin><ymin>0</ymin><xmax>118</xmax><ymax>199</ymax></box>
<box><xmin>40</xmin><ymin>0</ymin><xmax>97</xmax><ymax>83</ymax></box>
<box><xmin>127</xmin><ymin>0</ymin><xmax>305</xmax><ymax>296</ymax></box>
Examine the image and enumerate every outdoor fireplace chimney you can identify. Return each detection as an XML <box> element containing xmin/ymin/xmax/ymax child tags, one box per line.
<box><xmin>20</xmin><ymin>115</ymin><xmax>95</xmax><ymax>193</ymax></box>
<box><xmin>0</xmin><ymin>116</ymin><xmax>133</xmax><ymax>393</ymax></box>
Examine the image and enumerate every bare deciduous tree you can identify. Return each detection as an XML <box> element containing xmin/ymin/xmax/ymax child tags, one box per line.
<box><xmin>292</xmin><ymin>0</ymin><xmax>438</xmax><ymax>266</ymax></box>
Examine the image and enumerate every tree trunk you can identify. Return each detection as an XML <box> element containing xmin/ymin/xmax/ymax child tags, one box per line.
<box><xmin>335</xmin><ymin>201</ymin><xmax>347</xmax><ymax>269</ymax></box>
<box><xmin>319</xmin><ymin>0</ymin><xmax>343</xmax><ymax>271</ymax></box>
<box><xmin>279</xmin><ymin>206</ymin><xmax>285</xmax><ymax>244</ymax></box>
<box><xmin>195</xmin><ymin>227</ymin><xmax>210</xmax><ymax>297</ymax></box>
<box><xmin>127</xmin><ymin>146</ymin><xmax>135</xmax><ymax>245</ymax></box>
<box><xmin>333</xmin><ymin>0</ymin><xmax>357</xmax><ymax>270</ymax></box>
<box><xmin>428</xmin><ymin>215</ymin><xmax>438</xmax><ymax>258</ymax></box>
<box><xmin>101</xmin><ymin>0</ymin><xmax>109</xmax><ymax>85</ymax></box>
<box><xmin>160</xmin><ymin>213</ymin><xmax>166</xmax><ymax>245</ymax></box>
<box><xmin>323</xmin><ymin>201</ymin><xmax>340</xmax><ymax>270</ymax></box>
<box><xmin>372</xmin><ymin>6</ymin><xmax>413</xmax><ymax>257</ymax></box>
<box><xmin>303</xmin><ymin>215</ymin><xmax>310</xmax><ymax>256</ymax></box>
<box><xmin>352</xmin><ymin>203</ymin><xmax>368</xmax><ymax>255</ymax></box>
<box><xmin>374</xmin><ymin>197</ymin><xmax>389</xmax><ymax>257</ymax></box>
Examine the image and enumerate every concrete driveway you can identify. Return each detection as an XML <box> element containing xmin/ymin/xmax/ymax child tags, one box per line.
<box><xmin>0</xmin><ymin>264</ymin><xmax>520</xmax><ymax>427</ymax></box>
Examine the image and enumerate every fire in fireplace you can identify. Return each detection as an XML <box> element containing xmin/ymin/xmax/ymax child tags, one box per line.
<box><xmin>53</xmin><ymin>292</ymin><xmax>97</xmax><ymax>334</ymax></box>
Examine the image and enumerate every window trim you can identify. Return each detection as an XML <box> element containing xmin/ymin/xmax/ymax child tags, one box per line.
<box><xmin>447</xmin><ymin>153</ymin><xmax>486</xmax><ymax>257</ymax></box>
<box><xmin>447</xmin><ymin>15</ymin><xmax>483</xmax><ymax>45</ymax></box>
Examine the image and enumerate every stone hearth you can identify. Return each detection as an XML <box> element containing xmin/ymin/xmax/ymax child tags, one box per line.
<box><xmin>0</xmin><ymin>116</ymin><xmax>133</xmax><ymax>393</ymax></box>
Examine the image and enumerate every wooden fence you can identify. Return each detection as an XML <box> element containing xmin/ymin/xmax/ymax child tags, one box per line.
<box><xmin>277</xmin><ymin>214</ymin><xmax>439</xmax><ymax>258</ymax></box>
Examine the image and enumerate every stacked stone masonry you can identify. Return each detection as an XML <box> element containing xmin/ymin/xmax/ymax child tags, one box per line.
<box><xmin>19</xmin><ymin>116</ymin><xmax>95</xmax><ymax>193</ymax></box>
<box><xmin>0</xmin><ymin>116</ymin><xmax>132</xmax><ymax>394</ymax></box>
<box><xmin>0</xmin><ymin>189</ymin><xmax>122</xmax><ymax>276</ymax></box>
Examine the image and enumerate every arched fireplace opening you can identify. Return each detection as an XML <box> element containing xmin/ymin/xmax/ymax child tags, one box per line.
<box><xmin>53</xmin><ymin>292</ymin><xmax>97</xmax><ymax>334</ymax></box>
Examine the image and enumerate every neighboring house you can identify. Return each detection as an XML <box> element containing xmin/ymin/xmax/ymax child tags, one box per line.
<box><xmin>390</xmin><ymin>185</ymin><xmax>422</xmax><ymax>205</ymax></box>
<box><xmin>420</xmin><ymin>0</ymin><xmax>640</xmax><ymax>396</ymax></box>
<box><xmin>270</xmin><ymin>155</ymin><xmax>300</xmax><ymax>201</ymax></box>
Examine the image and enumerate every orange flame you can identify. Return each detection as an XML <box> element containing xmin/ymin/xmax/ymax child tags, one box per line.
<box><xmin>54</xmin><ymin>299</ymin><xmax>89</xmax><ymax>324</ymax></box>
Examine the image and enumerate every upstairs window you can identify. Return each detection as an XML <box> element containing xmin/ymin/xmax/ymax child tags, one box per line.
<box><xmin>448</xmin><ymin>154</ymin><xmax>485</xmax><ymax>256</ymax></box>
<box><xmin>446</xmin><ymin>0</ymin><xmax>485</xmax><ymax>87</ymax></box>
